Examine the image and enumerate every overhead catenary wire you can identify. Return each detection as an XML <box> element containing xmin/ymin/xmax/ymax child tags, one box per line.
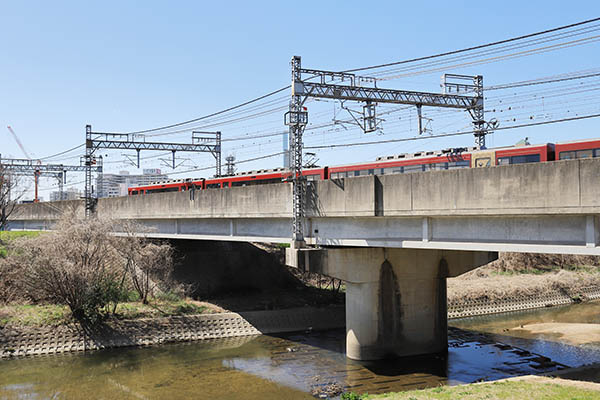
<box><xmin>345</xmin><ymin>17</ymin><xmax>600</xmax><ymax>73</ymax></box>
<box><xmin>115</xmin><ymin>17</ymin><xmax>600</xmax><ymax>137</ymax></box>
<box><xmin>305</xmin><ymin>113</ymin><xmax>600</xmax><ymax>150</ymax></box>
<box><xmin>124</xmin><ymin>86</ymin><xmax>290</xmax><ymax>135</ymax></box>
<box><xmin>30</xmin><ymin>18</ymin><xmax>600</xmax><ymax>173</ymax></box>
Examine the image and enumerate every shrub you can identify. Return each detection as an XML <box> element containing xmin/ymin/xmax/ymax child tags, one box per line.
<box><xmin>3</xmin><ymin>217</ymin><xmax>173</xmax><ymax>323</ymax></box>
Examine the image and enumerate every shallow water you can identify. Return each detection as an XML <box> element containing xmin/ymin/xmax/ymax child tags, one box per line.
<box><xmin>450</xmin><ymin>300</ymin><xmax>600</xmax><ymax>367</ymax></box>
<box><xmin>1</xmin><ymin>301</ymin><xmax>599</xmax><ymax>399</ymax></box>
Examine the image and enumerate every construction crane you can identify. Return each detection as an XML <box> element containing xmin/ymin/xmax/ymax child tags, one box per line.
<box><xmin>6</xmin><ymin>126</ymin><xmax>41</xmax><ymax>202</ymax></box>
<box><xmin>7</xmin><ymin>126</ymin><xmax>32</xmax><ymax>159</ymax></box>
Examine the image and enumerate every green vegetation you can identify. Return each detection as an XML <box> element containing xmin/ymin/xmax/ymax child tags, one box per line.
<box><xmin>0</xmin><ymin>299</ymin><xmax>209</xmax><ymax>328</ymax></box>
<box><xmin>0</xmin><ymin>231</ymin><xmax>41</xmax><ymax>257</ymax></box>
<box><xmin>365</xmin><ymin>380</ymin><xmax>600</xmax><ymax>399</ymax></box>
<box><xmin>0</xmin><ymin>218</ymin><xmax>177</xmax><ymax>324</ymax></box>
<box><xmin>0</xmin><ymin>231</ymin><xmax>41</xmax><ymax>240</ymax></box>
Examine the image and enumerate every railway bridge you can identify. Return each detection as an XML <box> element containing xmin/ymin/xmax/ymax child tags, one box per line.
<box><xmin>7</xmin><ymin>158</ymin><xmax>600</xmax><ymax>360</ymax></box>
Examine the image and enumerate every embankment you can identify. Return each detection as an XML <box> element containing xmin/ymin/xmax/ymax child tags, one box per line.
<box><xmin>0</xmin><ymin>305</ymin><xmax>344</xmax><ymax>358</ymax></box>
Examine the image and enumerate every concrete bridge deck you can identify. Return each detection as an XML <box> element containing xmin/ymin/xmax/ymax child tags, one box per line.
<box><xmin>10</xmin><ymin>158</ymin><xmax>600</xmax><ymax>255</ymax></box>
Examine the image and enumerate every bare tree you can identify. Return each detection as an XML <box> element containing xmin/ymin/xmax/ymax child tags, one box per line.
<box><xmin>0</xmin><ymin>166</ymin><xmax>24</xmax><ymax>231</ymax></box>
<box><xmin>118</xmin><ymin>222</ymin><xmax>174</xmax><ymax>304</ymax></box>
<box><xmin>3</xmin><ymin>216</ymin><xmax>175</xmax><ymax>321</ymax></box>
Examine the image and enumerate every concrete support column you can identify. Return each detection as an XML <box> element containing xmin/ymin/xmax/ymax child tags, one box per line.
<box><xmin>289</xmin><ymin>247</ymin><xmax>496</xmax><ymax>360</ymax></box>
<box><xmin>344</xmin><ymin>249</ymin><xmax>453</xmax><ymax>360</ymax></box>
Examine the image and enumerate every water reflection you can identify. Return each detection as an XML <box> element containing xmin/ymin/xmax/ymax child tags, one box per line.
<box><xmin>450</xmin><ymin>300</ymin><xmax>600</xmax><ymax>367</ymax></box>
<box><xmin>2</xmin><ymin>301</ymin><xmax>599</xmax><ymax>399</ymax></box>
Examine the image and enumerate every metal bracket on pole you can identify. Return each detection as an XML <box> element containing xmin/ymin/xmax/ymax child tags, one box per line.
<box><xmin>192</xmin><ymin>131</ymin><xmax>222</xmax><ymax>177</ymax></box>
<box><xmin>284</xmin><ymin>56</ymin><xmax>494</xmax><ymax>242</ymax></box>
<box><xmin>83</xmin><ymin>126</ymin><xmax>222</xmax><ymax>216</ymax></box>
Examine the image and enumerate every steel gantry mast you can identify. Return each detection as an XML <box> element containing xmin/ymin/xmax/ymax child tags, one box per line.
<box><xmin>84</xmin><ymin>125</ymin><xmax>222</xmax><ymax>217</ymax></box>
<box><xmin>285</xmin><ymin>55</ymin><xmax>493</xmax><ymax>243</ymax></box>
<box><xmin>284</xmin><ymin>56</ymin><xmax>309</xmax><ymax>244</ymax></box>
<box><xmin>0</xmin><ymin>155</ymin><xmax>102</xmax><ymax>202</ymax></box>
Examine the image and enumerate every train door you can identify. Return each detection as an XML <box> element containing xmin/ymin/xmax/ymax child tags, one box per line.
<box><xmin>471</xmin><ymin>150</ymin><xmax>496</xmax><ymax>168</ymax></box>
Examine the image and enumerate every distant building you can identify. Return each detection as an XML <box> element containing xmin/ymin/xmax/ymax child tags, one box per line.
<box><xmin>96</xmin><ymin>169</ymin><xmax>168</xmax><ymax>198</ymax></box>
<box><xmin>50</xmin><ymin>187</ymin><xmax>82</xmax><ymax>201</ymax></box>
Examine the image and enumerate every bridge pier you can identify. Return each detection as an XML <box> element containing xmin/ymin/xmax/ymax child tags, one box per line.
<box><xmin>287</xmin><ymin>247</ymin><xmax>496</xmax><ymax>360</ymax></box>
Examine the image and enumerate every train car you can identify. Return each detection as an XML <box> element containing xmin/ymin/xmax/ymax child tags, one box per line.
<box><xmin>129</xmin><ymin>178</ymin><xmax>192</xmax><ymax>195</ymax></box>
<box><xmin>328</xmin><ymin>148</ymin><xmax>474</xmax><ymax>179</ymax></box>
<box><xmin>470</xmin><ymin>143</ymin><xmax>554</xmax><ymax>168</ymax></box>
<box><xmin>127</xmin><ymin>139</ymin><xmax>596</xmax><ymax>196</ymax></box>
<box><xmin>554</xmin><ymin>138</ymin><xmax>600</xmax><ymax>160</ymax></box>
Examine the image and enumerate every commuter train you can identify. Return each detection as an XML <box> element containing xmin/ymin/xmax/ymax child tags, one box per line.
<box><xmin>128</xmin><ymin>138</ymin><xmax>600</xmax><ymax>196</ymax></box>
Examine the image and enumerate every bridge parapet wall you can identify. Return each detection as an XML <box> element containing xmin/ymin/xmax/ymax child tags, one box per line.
<box><xmin>307</xmin><ymin>158</ymin><xmax>600</xmax><ymax>217</ymax></box>
<box><xmin>7</xmin><ymin>159</ymin><xmax>600</xmax><ymax>254</ymax></box>
<box><xmin>96</xmin><ymin>182</ymin><xmax>292</xmax><ymax>219</ymax></box>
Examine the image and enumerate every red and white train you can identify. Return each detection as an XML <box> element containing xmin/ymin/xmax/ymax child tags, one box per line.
<box><xmin>128</xmin><ymin>138</ymin><xmax>600</xmax><ymax>196</ymax></box>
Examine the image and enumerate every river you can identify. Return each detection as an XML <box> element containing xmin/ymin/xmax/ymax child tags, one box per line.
<box><xmin>2</xmin><ymin>301</ymin><xmax>600</xmax><ymax>399</ymax></box>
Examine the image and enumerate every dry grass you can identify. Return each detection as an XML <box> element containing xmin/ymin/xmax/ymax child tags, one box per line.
<box><xmin>448</xmin><ymin>252</ymin><xmax>600</xmax><ymax>303</ymax></box>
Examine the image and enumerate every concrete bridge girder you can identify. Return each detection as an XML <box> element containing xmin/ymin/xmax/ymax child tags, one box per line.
<box><xmin>287</xmin><ymin>247</ymin><xmax>497</xmax><ymax>360</ymax></box>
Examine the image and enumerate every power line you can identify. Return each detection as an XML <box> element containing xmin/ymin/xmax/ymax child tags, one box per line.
<box><xmin>345</xmin><ymin>17</ymin><xmax>600</xmax><ymax>73</ymax></box>
<box><xmin>124</xmin><ymin>86</ymin><xmax>290</xmax><ymax>135</ymax></box>
<box><xmin>377</xmin><ymin>35</ymin><xmax>600</xmax><ymax>81</ymax></box>
<box><xmin>487</xmin><ymin>71</ymin><xmax>600</xmax><ymax>91</ymax></box>
<box><xmin>305</xmin><ymin>113</ymin><xmax>600</xmax><ymax>150</ymax></box>
<box><xmin>119</xmin><ymin>19</ymin><xmax>600</xmax><ymax>138</ymax></box>
<box><xmin>369</xmin><ymin>24</ymin><xmax>600</xmax><ymax>78</ymax></box>
<box><xmin>39</xmin><ymin>143</ymin><xmax>85</xmax><ymax>161</ymax></box>
<box><xmin>166</xmin><ymin>151</ymin><xmax>286</xmax><ymax>177</ymax></box>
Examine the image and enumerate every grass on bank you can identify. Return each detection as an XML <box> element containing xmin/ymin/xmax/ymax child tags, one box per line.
<box><xmin>350</xmin><ymin>379</ymin><xmax>600</xmax><ymax>399</ymax></box>
<box><xmin>0</xmin><ymin>231</ymin><xmax>41</xmax><ymax>257</ymax></box>
<box><xmin>0</xmin><ymin>297</ymin><xmax>209</xmax><ymax>328</ymax></box>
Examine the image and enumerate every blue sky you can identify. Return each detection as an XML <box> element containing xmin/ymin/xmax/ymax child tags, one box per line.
<box><xmin>1</xmin><ymin>1</ymin><xmax>600</xmax><ymax>197</ymax></box>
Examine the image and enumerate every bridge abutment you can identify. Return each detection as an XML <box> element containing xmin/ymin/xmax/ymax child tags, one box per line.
<box><xmin>287</xmin><ymin>247</ymin><xmax>496</xmax><ymax>360</ymax></box>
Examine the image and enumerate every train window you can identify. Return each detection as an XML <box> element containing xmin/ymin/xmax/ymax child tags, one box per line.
<box><xmin>448</xmin><ymin>160</ymin><xmax>470</xmax><ymax>169</ymax></box>
<box><xmin>130</xmin><ymin>190</ymin><xmax>138</xmax><ymax>195</ymax></box>
<box><xmin>595</xmin><ymin>149</ymin><xmax>600</xmax><ymax>157</ymax></box>
<box><xmin>428</xmin><ymin>162</ymin><xmax>449</xmax><ymax>170</ymax></box>
<box><xmin>378</xmin><ymin>168</ymin><xmax>385</xmax><ymax>175</ymax></box>
<box><xmin>498</xmin><ymin>154</ymin><xmax>540</xmax><ymax>165</ymax></box>
<box><xmin>559</xmin><ymin>151</ymin><xmax>575</xmax><ymax>160</ymax></box>
<box><xmin>403</xmin><ymin>164</ymin><xmax>422</xmax><ymax>173</ymax></box>
<box><xmin>560</xmin><ymin>149</ymin><xmax>595</xmax><ymax>160</ymax></box>
<box><xmin>577</xmin><ymin>149</ymin><xmax>594</xmax><ymax>159</ymax></box>
<box><xmin>306</xmin><ymin>174</ymin><xmax>320</xmax><ymax>181</ymax></box>
<box><xmin>512</xmin><ymin>154</ymin><xmax>541</xmax><ymax>164</ymax></box>
<box><xmin>206</xmin><ymin>183</ymin><xmax>221</xmax><ymax>189</ymax></box>
<box><xmin>384</xmin><ymin>167</ymin><xmax>403</xmax><ymax>174</ymax></box>
<box><xmin>152</xmin><ymin>187</ymin><xmax>180</xmax><ymax>193</ymax></box>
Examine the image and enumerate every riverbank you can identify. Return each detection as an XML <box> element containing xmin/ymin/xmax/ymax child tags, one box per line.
<box><xmin>447</xmin><ymin>252</ymin><xmax>600</xmax><ymax>317</ymax></box>
<box><xmin>363</xmin><ymin>375</ymin><xmax>600</xmax><ymax>399</ymax></box>
<box><xmin>0</xmin><ymin>305</ymin><xmax>345</xmax><ymax>358</ymax></box>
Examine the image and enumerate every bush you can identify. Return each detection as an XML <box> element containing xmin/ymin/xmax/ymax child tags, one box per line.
<box><xmin>3</xmin><ymin>217</ymin><xmax>174</xmax><ymax>323</ymax></box>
